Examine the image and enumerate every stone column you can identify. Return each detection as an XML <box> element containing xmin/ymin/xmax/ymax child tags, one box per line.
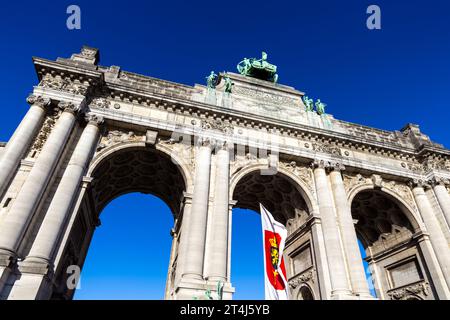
<box><xmin>206</xmin><ymin>143</ymin><xmax>230</xmax><ymax>282</ymax></box>
<box><xmin>174</xmin><ymin>193</ymin><xmax>192</xmax><ymax>287</ymax></box>
<box><xmin>430</xmin><ymin>177</ymin><xmax>450</xmax><ymax>229</ymax></box>
<box><xmin>411</xmin><ymin>180</ymin><xmax>450</xmax><ymax>288</ymax></box>
<box><xmin>312</xmin><ymin>160</ymin><xmax>352</xmax><ymax>299</ymax></box>
<box><xmin>23</xmin><ymin>114</ymin><xmax>102</xmax><ymax>265</ymax></box>
<box><xmin>0</xmin><ymin>95</ymin><xmax>50</xmax><ymax>199</ymax></box>
<box><xmin>329</xmin><ymin>164</ymin><xmax>372</xmax><ymax>298</ymax></box>
<box><xmin>0</xmin><ymin>101</ymin><xmax>81</xmax><ymax>259</ymax></box>
<box><xmin>182</xmin><ymin>139</ymin><xmax>212</xmax><ymax>280</ymax></box>
<box><xmin>416</xmin><ymin>233</ymin><xmax>450</xmax><ymax>299</ymax></box>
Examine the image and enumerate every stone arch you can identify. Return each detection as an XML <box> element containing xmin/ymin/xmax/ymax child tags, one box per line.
<box><xmin>230</xmin><ymin>163</ymin><xmax>318</xmax><ymax>216</ymax></box>
<box><xmin>297</xmin><ymin>284</ymin><xmax>315</xmax><ymax>300</ymax></box>
<box><xmin>88</xmin><ymin>140</ymin><xmax>194</xmax><ymax>195</ymax></box>
<box><xmin>347</xmin><ymin>183</ymin><xmax>424</xmax><ymax>233</ymax></box>
<box><xmin>49</xmin><ymin>141</ymin><xmax>191</xmax><ymax>299</ymax></box>
<box><xmin>87</xmin><ymin>144</ymin><xmax>188</xmax><ymax>217</ymax></box>
<box><xmin>349</xmin><ymin>186</ymin><xmax>437</xmax><ymax>300</ymax></box>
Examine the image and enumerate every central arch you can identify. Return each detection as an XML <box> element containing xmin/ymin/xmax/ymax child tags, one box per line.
<box><xmin>49</xmin><ymin>144</ymin><xmax>190</xmax><ymax>299</ymax></box>
<box><xmin>229</xmin><ymin>165</ymin><xmax>319</xmax><ymax>299</ymax></box>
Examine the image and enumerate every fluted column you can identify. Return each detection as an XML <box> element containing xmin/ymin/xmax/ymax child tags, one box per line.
<box><xmin>182</xmin><ymin>139</ymin><xmax>213</xmax><ymax>280</ymax></box>
<box><xmin>24</xmin><ymin>114</ymin><xmax>102</xmax><ymax>265</ymax></box>
<box><xmin>430</xmin><ymin>177</ymin><xmax>450</xmax><ymax>229</ymax></box>
<box><xmin>312</xmin><ymin>160</ymin><xmax>352</xmax><ymax>298</ymax></box>
<box><xmin>206</xmin><ymin>142</ymin><xmax>230</xmax><ymax>281</ymax></box>
<box><xmin>0</xmin><ymin>95</ymin><xmax>50</xmax><ymax>199</ymax></box>
<box><xmin>411</xmin><ymin>180</ymin><xmax>450</xmax><ymax>288</ymax></box>
<box><xmin>0</xmin><ymin>101</ymin><xmax>81</xmax><ymax>259</ymax></box>
<box><xmin>329</xmin><ymin>164</ymin><xmax>372</xmax><ymax>298</ymax></box>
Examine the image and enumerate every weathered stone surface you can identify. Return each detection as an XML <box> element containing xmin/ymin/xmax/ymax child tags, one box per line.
<box><xmin>0</xmin><ymin>46</ymin><xmax>449</xmax><ymax>301</ymax></box>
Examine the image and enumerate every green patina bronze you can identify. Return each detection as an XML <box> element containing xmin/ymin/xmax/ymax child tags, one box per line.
<box><xmin>237</xmin><ymin>52</ymin><xmax>278</xmax><ymax>83</ymax></box>
<box><xmin>206</xmin><ymin>71</ymin><xmax>218</xmax><ymax>89</ymax></box>
<box><xmin>224</xmin><ymin>76</ymin><xmax>233</xmax><ymax>93</ymax></box>
<box><xmin>303</xmin><ymin>96</ymin><xmax>314</xmax><ymax>112</ymax></box>
<box><xmin>315</xmin><ymin>99</ymin><xmax>326</xmax><ymax>115</ymax></box>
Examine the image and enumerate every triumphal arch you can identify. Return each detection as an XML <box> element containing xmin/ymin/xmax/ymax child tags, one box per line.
<box><xmin>0</xmin><ymin>47</ymin><xmax>449</xmax><ymax>300</ymax></box>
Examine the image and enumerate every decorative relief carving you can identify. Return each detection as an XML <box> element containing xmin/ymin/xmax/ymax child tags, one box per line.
<box><xmin>232</xmin><ymin>86</ymin><xmax>298</xmax><ymax>107</ymax></box>
<box><xmin>422</xmin><ymin>157</ymin><xmax>450</xmax><ymax>172</ymax></box>
<box><xmin>279</xmin><ymin>161</ymin><xmax>315</xmax><ymax>196</ymax></box>
<box><xmin>387</xmin><ymin>281</ymin><xmax>429</xmax><ymax>300</ymax></box>
<box><xmin>343</xmin><ymin>173</ymin><xmax>370</xmax><ymax>195</ymax></box>
<box><xmin>288</xmin><ymin>268</ymin><xmax>315</xmax><ymax>289</ymax></box>
<box><xmin>28</xmin><ymin>109</ymin><xmax>60</xmax><ymax>155</ymax></box>
<box><xmin>201</xmin><ymin>118</ymin><xmax>234</xmax><ymax>135</ymax></box>
<box><xmin>89</xmin><ymin>97</ymin><xmax>111</xmax><ymax>109</ymax></box>
<box><xmin>38</xmin><ymin>74</ymin><xmax>89</xmax><ymax>96</ymax></box>
<box><xmin>230</xmin><ymin>152</ymin><xmax>259</xmax><ymax>174</ymax></box>
<box><xmin>96</xmin><ymin>129</ymin><xmax>143</xmax><ymax>151</ymax></box>
<box><xmin>312</xmin><ymin>142</ymin><xmax>341</xmax><ymax>156</ymax></box>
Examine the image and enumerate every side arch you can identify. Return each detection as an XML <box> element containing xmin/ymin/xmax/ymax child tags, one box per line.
<box><xmin>347</xmin><ymin>183</ymin><xmax>425</xmax><ymax>232</ymax></box>
<box><xmin>87</xmin><ymin>141</ymin><xmax>194</xmax><ymax>194</ymax></box>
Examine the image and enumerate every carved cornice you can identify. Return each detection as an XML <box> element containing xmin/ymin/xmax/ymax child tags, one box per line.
<box><xmin>38</xmin><ymin>73</ymin><xmax>90</xmax><ymax>96</ymax></box>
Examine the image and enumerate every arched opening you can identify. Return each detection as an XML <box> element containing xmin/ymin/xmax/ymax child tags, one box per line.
<box><xmin>50</xmin><ymin>146</ymin><xmax>187</xmax><ymax>299</ymax></box>
<box><xmin>231</xmin><ymin>169</ymin><xmax>312</xmax><ymax>299</ymax></box>
<box><xmin>74</xmin><ymin>193</ymin><xmax>173</xmax><ymax>299</ymax></box>
<box><xmin>298</xmin><ymin>285</ymin><xmax>314</xmax><ymax>300</ymax></box>
<box><xmin>351</xmin><ymin>189</ymin><xmax>433</xmax><ymax>300</ymax></box>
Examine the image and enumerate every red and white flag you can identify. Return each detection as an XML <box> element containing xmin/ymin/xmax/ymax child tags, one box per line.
<box><xmin>260</xmin><ymin>203</ymin><xmax>289</xmax><ymax>300</ymax></box>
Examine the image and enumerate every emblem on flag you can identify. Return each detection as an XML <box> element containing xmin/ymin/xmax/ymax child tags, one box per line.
<box><xmin>260</xmin><ymin>203</ymin><xmax>289</xmax><ymax>300</ymax></box>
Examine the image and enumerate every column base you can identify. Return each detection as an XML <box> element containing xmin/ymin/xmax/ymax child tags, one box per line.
<box><xmin>330</xmin><ymin>291</ymin><xmax>376</xmax><ymax>300</ymax></box>
<box><xmin>6</xmin><ymin>258</ymin><xmax>53</xmax><ymax>300</ymax></box>
<box><xmin>174</xmin><ymin>277</ymin><xmax>235</xmax><ymax>300</ymax></box>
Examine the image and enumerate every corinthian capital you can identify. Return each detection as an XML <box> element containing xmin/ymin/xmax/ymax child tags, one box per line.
<box><xmin>429</xmin><ymin>176</ymin><xmax>450</xmax><ymax>187</ymax></box>
<box><xmin>408</xmin><ymin>179</ymin><xmax>431</xmax><ymax>190</ymax></box>
<box><xmin>311</xmin><ymin>159</ymin><xmax>331</xmax><ymax>170</ymax></box>
<box><xmin>330</xmin><ymin>162</ymin><xmax>345</xmax><ymax>172</ymax></box>
<box><xmin>58</xmin><ymin>101</ymin><xmax>80</xmax><ymax>114</ymax></box>
<box><xmin>26</xmin><ymin>94</ymin><xmax>51</xmax><ymax>108</ymax></box>
<box><xmin>85</xmin><ymin>114</ymin><xmax>104</xmax><ymax>126</ymax></box>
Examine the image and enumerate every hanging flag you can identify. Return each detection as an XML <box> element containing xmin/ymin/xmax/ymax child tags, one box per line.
<box><xmin>260</xmin><ymin>203</ymin><xmax>289</xmax><ymax>300</ymax></box>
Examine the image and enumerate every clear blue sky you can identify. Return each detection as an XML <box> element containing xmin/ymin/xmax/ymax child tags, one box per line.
<box><xmin>0</xmin><ymin>0</ymin><xmax>449</xmax><ymax>299</ymax></box>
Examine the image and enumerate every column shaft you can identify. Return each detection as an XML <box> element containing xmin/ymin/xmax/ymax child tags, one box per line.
<box><xmin>182</xmin><ymin>143</ymin><xmax>212</xmax><ymax>279</ymax></box>
<box><xmin>25</xmin><ymin>120</ymin><xmax>100</xmax><ymax>263</ymax></box>
<box><xmin>412</xmin><ymin>185</ymin><xmax>450</xmax><ymax>288</ymax></box>
<box><xmin>206</xmin><ymin>147</ymin><xmax>230</xmax><ymax>281</ymax></box>
<box><xmin>433</xmin><ymin>183</ymin><xmax>450</xmax><ymax>228</ymax></box>
<box><xmin>329</xmin><ymin>169</ymin><xmax>371</xmax><ymax>297</ymax></box>
<box><xmin>0</xmin><ymin>97</ymin><xmax>49</xmax><ymax>198</ymax></box>
<box><xmin>313</xmin><ymin>164</ymin><xmax>352</xmax><ymax>297</ymax></box>
<box><xmin>0</xmin><ymin>109</ymin><xmax>77</xmax><ymax>255</ymax></box>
